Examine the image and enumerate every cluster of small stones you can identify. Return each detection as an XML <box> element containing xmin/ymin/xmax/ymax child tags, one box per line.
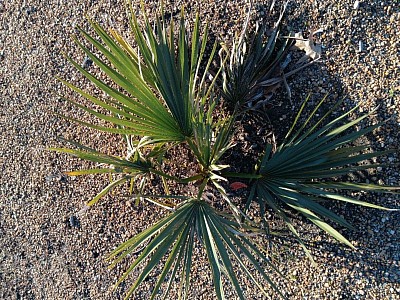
<box><xmin>0</xmin><ymin>0</ymin><xmax>398</xmax><ymax>299</ymax></box>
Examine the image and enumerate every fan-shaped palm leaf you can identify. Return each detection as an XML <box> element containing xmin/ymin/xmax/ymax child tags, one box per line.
<box><xmin>217</xmin><ymin>1</ymin><xmax>293</xmax><ymax>108</ymax></box>
<box><xmin>108</xmin><ymin>199</ymin><xmax>284</xmax><ymax>300</ymax></box>
<box><xmin>59</xmin><ymin>2</ymin><xmax>217</xmax><ymax>144</ymax></box>
<box><xmin>251</xmin><ymin>97</ymin><xmax>399</xmax><ymax>249</ymax></box>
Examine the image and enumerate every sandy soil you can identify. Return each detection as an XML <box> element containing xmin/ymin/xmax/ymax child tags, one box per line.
<box><xmin>0</xmin><ymin>0</ymin><xmax>399</xmax><ymax>299</ymax></box>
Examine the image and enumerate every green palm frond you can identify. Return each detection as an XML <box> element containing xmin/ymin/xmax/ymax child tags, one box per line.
<box><xmin>108</xmin><ymin>200</ymin><xmax>284</xmax><ymax>300</ymax></box>
<box><xmin>217</xmin><ymin>3</ymin><xmax>293</xmax><ymax>108</ymax></box>
<box><xmin>251</xmin><ymin>97</ymin><xmax>399</xmax><ymax>249</ymax></box>
<box><xmin>187</xmin><ymin>99</ymin><xmax>235</xmax><ymax>173</ymax></box>
<box><xmin>50</xmin><ymin>139</ymin><xmax>152</xmax><ymax>206</ymax></box>
<box><xmin>50</xmin><ymin>140</ymin><xmax>151</xmax><ymax>172</ymax></box>
<box><xmin>61</xmin><ymin>24</ymin><xmax>184</xmax><ymax>143</ymax></box>
<box><xmin>127</xmin><ymin>1</ymin><xmax>218</xmax><ymax>138</ymax></box>
<box><xmin>59</xmin><ymin>2</ymin><xmax>217</xmax><ymax>144</ymax></box>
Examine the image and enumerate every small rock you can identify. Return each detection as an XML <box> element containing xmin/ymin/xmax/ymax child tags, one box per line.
<box><xmin>69</xmin><ymin>215</ymin><xmax>80</xmax><ymax>228</ymax></box>
<box><xmin>25</xmin><ymin>6</ymin><xmax>37</xmax><ymax>15</ymax></box>
<box><xmin>358</xmin><ymin>41</ymin><xmax>364</xmax><ymax>52</ymax></box>
<box><xmin>81</xmin><ymin>56</ymin><xmax>93</xmax><ymax>69</ymax></box>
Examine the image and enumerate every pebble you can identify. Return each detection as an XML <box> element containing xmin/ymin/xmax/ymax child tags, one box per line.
<box><xmin>25</xmin><ymin>6</ymin><xmax>37</xmax><ymax>15</ymax></box>
<box><xmin>358</xmin><ymin>40</ymin><xmax>364</xmax><ymax>52</ymax></box>
<box><xmin>81</xmin><ymin>56</ymin><xmax>93</xmax><ymax>69</ymax></box>
<box><xmin>69</xmin><ymin>215</ymin><xmax>80</xmax><ymax>228</ymax></box>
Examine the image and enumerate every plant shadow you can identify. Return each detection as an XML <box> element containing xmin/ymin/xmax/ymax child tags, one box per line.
<box><xmin>204</xmin><ymin>0</ymin><xmax>399</xmax><ymax>293</ymax></box>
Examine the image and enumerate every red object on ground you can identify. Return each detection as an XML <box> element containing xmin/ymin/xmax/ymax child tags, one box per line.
<box><xmin>230</xmin><ymin>182</ymin><xmax>248</xmax><ymax>191</ymax></box>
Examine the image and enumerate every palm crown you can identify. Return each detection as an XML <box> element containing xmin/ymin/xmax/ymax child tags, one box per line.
<box><xmin>51</xmin><ymin>2</ymin><xmax>399</xmax><ymax>299</ymax></box>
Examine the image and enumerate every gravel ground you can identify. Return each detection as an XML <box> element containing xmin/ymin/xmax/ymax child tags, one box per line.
<box><xmin>0</xmin><ymin>0</ymin><xmax>399</xmax><ymax>299</ymax></box>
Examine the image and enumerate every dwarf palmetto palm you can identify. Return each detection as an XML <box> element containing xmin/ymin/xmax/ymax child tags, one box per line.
<box><xmin>52</xmin><ymin>0</ymin><xmax>399</xmax><ymax>298</ymax></box>
<box><xmin>243</xmin><ymin>97</ymin><xmax>399</xmax><ymax>258</ymax></box>
<box><xmin>51</xmin><ymin>2</ymin><xmax>286</xmax><ymax>299</ymax></box>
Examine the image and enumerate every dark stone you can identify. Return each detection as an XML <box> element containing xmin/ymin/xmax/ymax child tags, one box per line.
<box><xmin>68</xmin><ymin>215</ymin><xmax>80</xmax><ymax>229</ymax></box>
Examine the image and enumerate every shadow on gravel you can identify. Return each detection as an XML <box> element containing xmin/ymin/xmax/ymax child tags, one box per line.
<box><xmin>225</xmin><ymin>0</ymin><xmax>400</xmax><ymax>291</ymax></box>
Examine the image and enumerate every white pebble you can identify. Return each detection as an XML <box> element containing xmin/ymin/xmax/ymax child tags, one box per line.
<box><xmin>353</xmin><ymin>1</ymin><xmax>360</xmax><ymax>10</ymax></box>
<box><xmin>358</xmin><ymin>41</ymin><xmax>364</xmax><ymax>52</ymax></box>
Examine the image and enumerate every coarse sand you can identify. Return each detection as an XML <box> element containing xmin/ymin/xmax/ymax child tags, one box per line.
<box><xmin>0</xmin><ymin>0</ymin><xmax>399</xmax><ymax>299</ymax></box>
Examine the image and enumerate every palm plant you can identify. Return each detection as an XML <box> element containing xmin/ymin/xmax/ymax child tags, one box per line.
<box><xmin>51</xmin><ymin>1</ymin><xmax>399</xmax><ymax>299</ymax></box>
<box><xmin>51</xmin><ymin>2</ymin><xmax>285</xmax><ymax>299</ymax></box>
